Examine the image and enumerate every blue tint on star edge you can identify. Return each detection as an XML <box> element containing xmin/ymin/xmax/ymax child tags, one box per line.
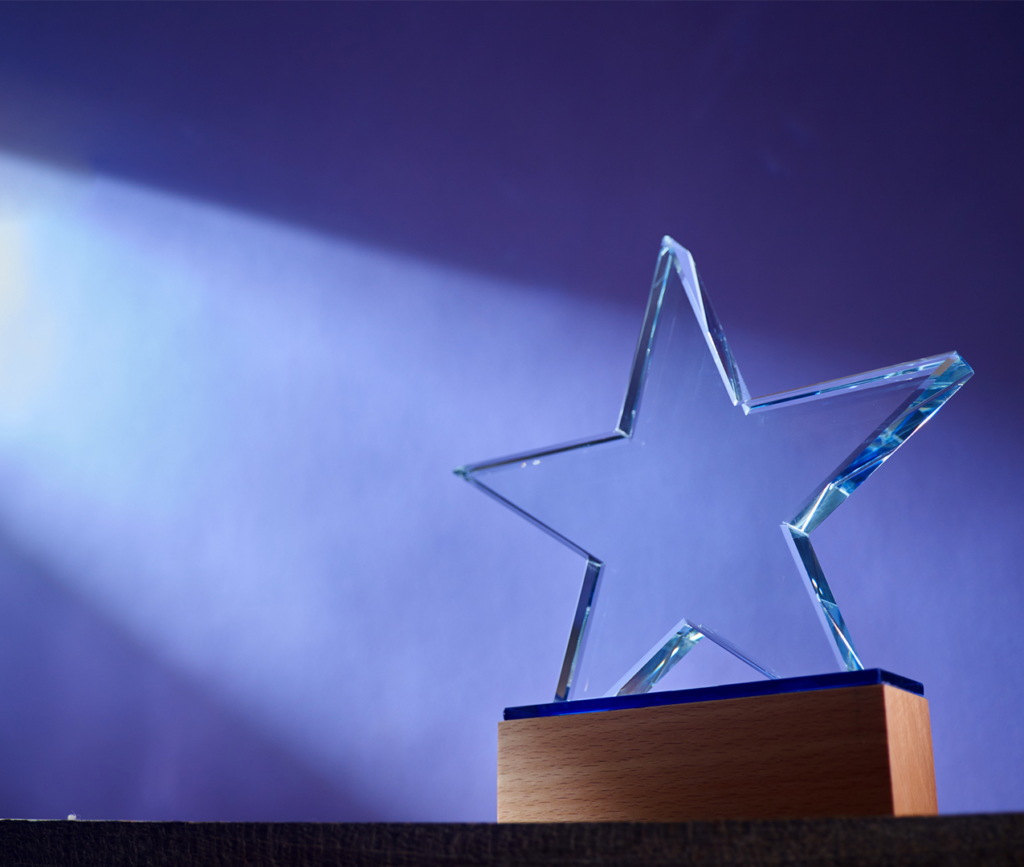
<box><xmin>503</xmin><ymin>668</ymin><xmax>922</xmax><ymax>720</ymax></box>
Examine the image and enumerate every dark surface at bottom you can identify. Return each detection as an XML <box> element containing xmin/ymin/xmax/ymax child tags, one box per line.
<box><xmin>0</xmin><ymin>815</ymin><xmax>1022</xmax><ymax>867</ymax></box>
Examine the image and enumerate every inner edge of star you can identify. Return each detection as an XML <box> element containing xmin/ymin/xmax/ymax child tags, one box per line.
<box><xmin>456</xmin><ymin>236</ymin><xmax>973</xmax><ymax>702</ymax></box>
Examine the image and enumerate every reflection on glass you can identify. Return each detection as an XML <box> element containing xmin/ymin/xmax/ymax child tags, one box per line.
<box><xmin>457</xmin><ymin>238</ymin><xmax>972</xmax><ymax>702</ymax></box>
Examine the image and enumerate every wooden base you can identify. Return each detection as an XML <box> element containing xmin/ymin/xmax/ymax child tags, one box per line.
<box><xmin>498</xmin><ymin>683</ymin><xmax>937</xmax><ymax>822</ymax></box>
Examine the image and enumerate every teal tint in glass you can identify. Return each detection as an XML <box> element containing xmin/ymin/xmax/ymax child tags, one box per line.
<box><xmin>456</xmin><ymin>238</ymin><xmax>972</xmax><ymax>702</ymax></box>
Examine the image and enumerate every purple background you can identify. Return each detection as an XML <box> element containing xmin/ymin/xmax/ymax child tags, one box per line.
<box><xmin>0</xmin><ymin>3</ymin><xmax>1020</xmax><ymax>820</ymax></box>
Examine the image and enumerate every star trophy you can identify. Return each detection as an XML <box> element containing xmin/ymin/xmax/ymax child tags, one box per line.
<box><xmin>456</xmin><ymin>238</ymin><xmax>972</xmax><ymax>823</ymax></box>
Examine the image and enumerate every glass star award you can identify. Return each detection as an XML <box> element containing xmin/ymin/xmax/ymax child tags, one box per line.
<box><xmin>457</xmin><ymin>237</ymin><xmax>972</xmax><ymax>703</ymax></box>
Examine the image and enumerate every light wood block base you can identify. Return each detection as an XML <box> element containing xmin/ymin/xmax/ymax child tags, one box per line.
<box><xmin>497</xmin><ymin>684</ymin><xmax>937</xmax><ymax>822</ymax></box>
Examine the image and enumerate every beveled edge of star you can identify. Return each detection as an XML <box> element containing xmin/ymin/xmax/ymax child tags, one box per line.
<box><xmin>455</xmin><ymin>236</ymin><xmax>973</xmax><ymax>701</ymax></box>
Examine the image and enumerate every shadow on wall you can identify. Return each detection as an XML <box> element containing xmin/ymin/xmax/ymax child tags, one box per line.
<box><xmin>0</xmin><ymin>3</ymin><xmax>1019</xmax><ymax>401</ymax></box>
<box><xmin>0</xmin><ymin>530</ymin><xmax>380</xmax><ymax>821</ymax></box>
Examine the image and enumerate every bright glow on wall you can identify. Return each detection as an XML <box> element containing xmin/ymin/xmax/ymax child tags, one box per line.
<box><xmin>0</xmin><ymin>153</ymin><xmax>1019</xmax><ymax>819</ymax></box>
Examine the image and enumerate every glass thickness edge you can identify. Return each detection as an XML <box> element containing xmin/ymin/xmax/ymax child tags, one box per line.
<box><xmin>456</xmin><ymin>236</ymin><xmax>972</xmax><ymax>702</ymax></box>
<box><xmin>503</xmin><ymin>668</ymin><xmax>923</xmax><ymax>720</ymax></box>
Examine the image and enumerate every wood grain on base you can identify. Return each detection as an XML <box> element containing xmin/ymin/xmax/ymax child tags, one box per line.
<box><xmin>497</xmin><ymin>684</ymin><xmax>937</xmax><ymax>822</ymax></box>
<box><xmin>884</xmin><ymin>685</ymin><xmax>938</xmax><ymax>815</ymax></box>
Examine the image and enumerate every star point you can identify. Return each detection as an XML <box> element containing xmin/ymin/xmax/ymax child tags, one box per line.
<box><xmin>460</xmin><ymin>238</ymin><xmax>972</xmax><ymax>702</ymax></box>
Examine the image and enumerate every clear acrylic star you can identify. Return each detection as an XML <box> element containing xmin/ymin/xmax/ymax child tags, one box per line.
<box><xmin>457</xmin><ymin>238</ymin><xmax>972</xmax><ymax>702</ymax></box>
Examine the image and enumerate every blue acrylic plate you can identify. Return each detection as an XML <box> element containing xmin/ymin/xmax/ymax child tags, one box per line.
<box><xmin>503</xmin><ymin>668</ymin><xmax>923</xmax><ymax>721</ymax></box>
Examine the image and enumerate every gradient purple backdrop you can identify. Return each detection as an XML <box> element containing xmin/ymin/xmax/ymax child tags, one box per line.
<box><xmin>0</xmin><ymin>3</ymin><xmax>1020</xmax><ymax>820</ymax></box>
